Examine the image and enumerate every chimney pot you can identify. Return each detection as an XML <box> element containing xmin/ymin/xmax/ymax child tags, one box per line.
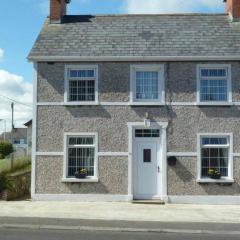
<box><xmin>50</xmin><ymin>0</ymin><xmax>70</xmax><ymax>23</ymax></box>
<box><xmin>224</xmin><ymin>0</ymin><xmax>240</xmax><ymax>21</ymax></box>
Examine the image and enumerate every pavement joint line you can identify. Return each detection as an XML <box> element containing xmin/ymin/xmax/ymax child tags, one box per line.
<box><xmin>0</xmin><ymin>223</ymin><xmax>240</xmax><ymax>235</ymax></box>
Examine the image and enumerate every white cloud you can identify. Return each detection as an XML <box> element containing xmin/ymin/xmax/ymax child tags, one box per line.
<box><xmin>0</xmin><ymin>70</ymin><xmax>32</xmax><ymax>133</ymax></box>
<box><xmin>124</xmin><ymin>0</ymin><xmax>224</xmax><ymax>14</ymax></box>
<box><xmin>0</xmin><ymin>48</ymin><xmax>4</xmax><ymax>61</ymax></box>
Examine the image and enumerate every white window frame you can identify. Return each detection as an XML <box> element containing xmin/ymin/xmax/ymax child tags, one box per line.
<box><xmin>64</xmin><ymin>65</ymin><xmax>99</xmax><ymax>105</ymax></box>
<box><xmin>197</xmin><ymin>64</ymin><xmax>232</xmax><ymax>105</ymax></box>
<box><xmin>197</xmin><ymin>133</ymin><xmax>234</xmax><ymax>183</ymax></box>
<box><xmin>130</xmin><ymin>64</ymin><xmax>165</xmax><ymax>105</ymax></box>
<box><xmin>63</xmin><ymin>132</ymin><xmax>98</xmax><ymax>182</ymax></box>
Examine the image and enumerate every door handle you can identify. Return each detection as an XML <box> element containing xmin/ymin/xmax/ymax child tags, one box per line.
<box><xmin>158</xmin><ymin>166</ymin><xmax>160</xmax><ymax>173</ymax></box>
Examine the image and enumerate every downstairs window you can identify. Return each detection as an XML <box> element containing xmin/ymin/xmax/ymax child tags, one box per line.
<box><xmin>199</xmin><ymin>135</ymin><xmax>233</xmax><ymax>180</ymax></box>
<box><xmin>66</xmin><ymin>135</ymin><xmax>96</xmax><ymax>178</ymax></box>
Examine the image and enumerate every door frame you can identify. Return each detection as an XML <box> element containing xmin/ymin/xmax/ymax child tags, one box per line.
<box><xmin>127</xmin><ymin>121</ymin><xmax>168</xmax><ymax>201</ymax></box>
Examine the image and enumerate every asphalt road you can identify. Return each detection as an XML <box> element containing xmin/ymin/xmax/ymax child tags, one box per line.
<box><xmin>0</xmin><ymin>229</ymin><xmax>239</xmax><ymax>240</ymax></box>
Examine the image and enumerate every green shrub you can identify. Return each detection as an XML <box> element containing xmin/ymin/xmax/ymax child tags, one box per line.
<box><xmin>0</xmin><ymin>153</ymin><xmax>4</xmax><ymax>160</ymax></box>
<box><xmin>0</xmin><ymin>142</ymin><xmax>13</xmax><ymax>158</ymax></box>
<box><xmin>0</xmin><ymin>173</ymin><xmax>13</xmax><ymax>192</ymax></box>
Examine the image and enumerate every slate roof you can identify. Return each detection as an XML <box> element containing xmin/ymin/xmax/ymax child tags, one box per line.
<box><xmin>28</xmin><ymin>14</ymin><xmax>240</xmax><ymax>60</ymax></box>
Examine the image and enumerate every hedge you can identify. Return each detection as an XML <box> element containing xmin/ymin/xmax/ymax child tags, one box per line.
<box><xmin>0</xmin><ymin>142</ymin><xmax>13</xmax><ymax>159</ymax></box>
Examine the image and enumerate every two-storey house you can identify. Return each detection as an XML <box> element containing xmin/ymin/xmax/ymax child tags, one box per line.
<box><xmin>28</xmin><ymin>0</ymin><xmax>240</xmax><ymax>204</ymax></box>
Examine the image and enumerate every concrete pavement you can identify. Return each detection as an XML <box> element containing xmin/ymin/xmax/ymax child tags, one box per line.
<box><xmin>0</xmin><ymin>201</ymin><xmax>240</xmax><ymax>223</ymax></box>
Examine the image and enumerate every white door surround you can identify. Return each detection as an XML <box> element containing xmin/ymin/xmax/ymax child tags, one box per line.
<box><xmin>128</xmin><ymin>121</ymin><xmax>168</xmax><ymax>201</ymax></box>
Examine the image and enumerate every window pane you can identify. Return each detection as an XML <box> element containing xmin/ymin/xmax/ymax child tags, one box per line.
<box><xmin>135</xmin><ymin>129</ymin><xmax>160</xmax><ymax>138</ymax></box>
<box><xmin>68</xmin><ymin>147</ymin><xmax>95</xmax><ymax>177</ymax></box>
<box><xmin>201</xmin><ymin>146</ymin><xmax>229</xmax><ymax>178</ymax></box>
<box><xmin>201</xmin><ymin>68</ymin><xmax>227</xmax><ymax>77</ymax></box>
<box><xmin>143</xmin><ymin>149</ymin><xmax>151</xmax><ymax>163</ymax></box>
<box><xmin>202</xmin><ymin>137</ymin><xmax>227</xmax><ymax>145</ymax></box>
<box><xmin>200</xmin><ymin>67</ymin><xmax>228</xmax><ymax>102</ymax></box>
<box><xmin>68</xmin><ymin>68</ymin><xmax>95</xmax><ymax>102</ymax></box>
<box><xmin>200</xmin><ymin>79</ymin><xmax>227</xmax><ymax>102</ymax></box>
<box><xmin>136</xmin><ymin>71</ymin><xmax>159</xmax><ymax>100</ymax></box>
<box><xmin>69</xmin><ymin>137</ymin><xmax>94</xmax><ymax>145</ymax></box>
<box><xmin>70</xmin><ymin>70</ymin><xmax>94</xmax><ymax>78</ymax></box>
<box><xmin>69</xmin><ymin>79</ymin><xmax>95</xmax><ymax>102</ymax></box>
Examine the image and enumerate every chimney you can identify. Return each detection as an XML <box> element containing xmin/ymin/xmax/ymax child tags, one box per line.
<box><xmin>50</xmin><ymin>0</ymin><xmax>71</xmax><ymax>23</ymax></box>
<box><xmin>224</xmin><ymin>0</ymin><xmax>240</xmax><ymax>21</ymax></box>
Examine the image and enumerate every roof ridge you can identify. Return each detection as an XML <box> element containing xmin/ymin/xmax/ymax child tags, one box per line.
<box><xmin>62</xmin><ymin>13</ymin><xmax>227</xmax><ymax>17</ymax></box>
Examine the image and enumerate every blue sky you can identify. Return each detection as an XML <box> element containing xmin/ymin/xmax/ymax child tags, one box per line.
<box><xmin>0</xmin><ymin>0</ymin><xmax>225</xmax><ymax>131</ymax></box>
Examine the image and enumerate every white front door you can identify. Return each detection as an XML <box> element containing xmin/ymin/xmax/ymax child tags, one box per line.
<box><xmin>133</xmin><ymin>138</ymin><xmax>160</xmax><ymax>199</ymax></box>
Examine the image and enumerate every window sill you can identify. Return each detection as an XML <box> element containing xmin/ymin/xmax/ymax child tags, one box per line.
<box><xmin>64</xmin><ymin>102</ymin><xmax>99</xmax><ymax>106</ymax></box>
<box><xmin>197</xmin><ymin>102</ymin><xmax>233</xmax><ymax>106</ymax></box>
<box><xmin>129</xmin><ymin>102</ymin><xmax>165</xmax><ymax>106</ymax></box>
<box><xmin>62</xmin><ymin>178</ymin><xmax>99</xmax><ymax>183</ymax></box>
<box><xmin>197</xmin><ymin>178</ymin><xmax>234</xmax><ymax>183</ymax></box>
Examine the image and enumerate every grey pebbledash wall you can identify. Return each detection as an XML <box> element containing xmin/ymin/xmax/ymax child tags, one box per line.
<box><xmin>35</xmin><ymin>156</ymin><xmax>128</xmax><ymax>194</ymax></box>
<box><xmin>37</xmin><ymin>105</ymin><xmax>240</xmax><ymax>153</ymax></box>
<box><xmin>35</xmin><ymin>61</ymin><xmax>240</xmax><ymax>195</ymax></box>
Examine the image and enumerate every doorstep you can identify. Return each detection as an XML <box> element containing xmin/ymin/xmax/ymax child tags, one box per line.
<box><xmin>132</xmin><ymin>200</ymin><xmax>165</xmax><ymax>205</ymax></box>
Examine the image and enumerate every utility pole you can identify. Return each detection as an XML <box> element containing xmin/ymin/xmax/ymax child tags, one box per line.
<box><xmin>11</xmin><ymin>102</ymin><xmax>14</xmax><ymax>130</ymax></box>
<box><xmin>11</xmin><ymin>102</ymin><xmax>14</xmax><ymax>170</ymax></box>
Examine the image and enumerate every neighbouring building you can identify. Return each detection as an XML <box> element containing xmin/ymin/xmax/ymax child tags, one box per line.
<box><xmin>24</xmin><ymin>120</ymin><xmax>32</xmax><ymax>157</ymax></box>
<box><xmin>28</xmin><ymin>0</ymin><xmax>240</xmax><ymax>204</ymax></box>
<box><xmin>0</xmin><ymin>128</ymin><xmax>27</xmax><ymax>149</ymax></box>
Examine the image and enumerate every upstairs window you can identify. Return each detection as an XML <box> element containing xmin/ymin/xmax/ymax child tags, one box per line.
<box><xmin>130</xmin><ymin>65</ymin><xmax>165</xmax><ymax>104</ymax></box>
<box><xmin>65</xmin><ymin>65</ymin><xmax>98</xmax><ymax>104</ymax></box>
<box><xmin>136</xmin><ymin>72</ymin><xmax>158</xmax><ymax>100</ymax></box>
<box><xmin>197</xmin><ymin>65</ymin><xmax>231</xmax><ymax>103</ymax></box>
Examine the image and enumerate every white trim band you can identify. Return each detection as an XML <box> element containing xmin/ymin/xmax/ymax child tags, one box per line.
<box><xmin>167</xmin><ymin>152</ymin><xmax>197</xmax><ymax>157</ymax></box>
<box><xmin>35</xmin><ymin>152</ymin><xmax>129</xmax><ymax>157</ymax></box>
<box><xmin>168</xmin><ymin>195</ymin><xmax>240</xmax><ymax>205</ymax></box>
<box><xmin>34</xmin><ymin>151</ymin><xmax>240</xmax><ymax>157</ymax></box>
<box><xmin>32</xmin><ymin>194</ymin><xmax>133</xmax><ymax>202</ymax></box>
<box><xmin>36</xmin><ymin>152</ymin><xmax>64</xmax><ymax>156</ymax></box>
<box><xmin>31</xmin><ymin>63</ymin><xmax>38</xmax><ymax>198</ymax></box>
<box><xmin>36</xmin><ymin>101</ymin><xmax>240</xmax><ymax>107</ymax></box>
<box><xmin>98</xmin><ymin>152</ymin><xmax>129</xmax><ymax>157</ymax></box>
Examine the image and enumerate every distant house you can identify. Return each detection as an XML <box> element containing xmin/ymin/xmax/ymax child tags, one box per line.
<box><xmin>24</xmin><ymin>120</ymin><xmax>32</xmax><ymax>156</ymax></box>
<box><xmin>0</xmin><ymin>128</ymin><xmax>27</xmax><ymax>149</ymax></box>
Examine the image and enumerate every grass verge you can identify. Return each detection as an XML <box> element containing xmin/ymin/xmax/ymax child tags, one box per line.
<box><xmin>0</xmin><ymin>157</ymin><xmax>31</xmax><ymax>174</ymax></box>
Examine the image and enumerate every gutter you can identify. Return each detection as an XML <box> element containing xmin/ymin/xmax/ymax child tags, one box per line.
<box><xmin>27</xmin><ymin>55</ymin><xmax>240</xmax><ymax>62</ymax></box>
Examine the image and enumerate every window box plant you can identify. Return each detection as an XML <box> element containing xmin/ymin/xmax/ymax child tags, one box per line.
<box><xmin>208</xmin><ymin>169</ymin><xmax>221</xmax><ymax>180</ymax></box>
<box><xmin>75</xmin><ymin>169</ymin><xmax>87</xmax><ymax>179</ymax></box>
